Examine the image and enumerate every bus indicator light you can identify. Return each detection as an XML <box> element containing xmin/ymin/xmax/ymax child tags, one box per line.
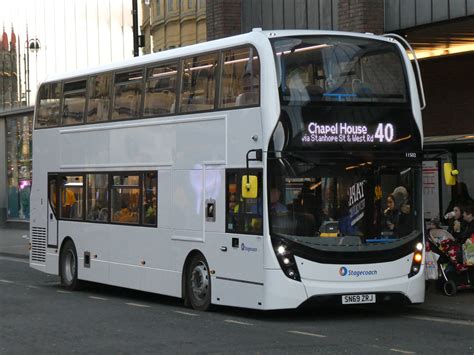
<box><xmin>414</xmin><ymin>253</ymin><xmax>422</xmax><ymax>263</ymax></box>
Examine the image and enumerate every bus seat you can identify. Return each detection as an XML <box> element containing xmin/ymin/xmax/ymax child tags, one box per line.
<box><xmin>305</xmin><ymin>85</ymin><xmax>324</xmax><ymax>100</ymax></box>
<box><xmin>236</xmin><ymin>92</ymin><xmax>259</xmax><ymax>106</ymax></box>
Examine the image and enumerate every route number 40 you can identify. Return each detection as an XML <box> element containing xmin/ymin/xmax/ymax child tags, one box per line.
<box><xmin>375</xmin><ymin>123</ymin><xmax>394</xmax><ymax>142</ymax></box>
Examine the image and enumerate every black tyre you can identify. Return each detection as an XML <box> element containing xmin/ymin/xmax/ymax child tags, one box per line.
<box><xmin>60</xmin><ymin>240</ymin><xmax>82</xmax><ymax>291</ymax></box>
<box><xmin>186</xmin><ymin>254</ymin><xmax>211</xmax><ymax>311</ymax></box>
<box><xmin>443</xmin><ymin>280</ymin><xmax>457</xmax><ymax>296</ymax></box>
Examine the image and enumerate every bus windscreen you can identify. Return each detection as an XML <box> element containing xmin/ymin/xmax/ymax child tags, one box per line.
<box><xmin>272</xmin><ymin>35</ymin><xmax>408</xmax><ymax>104</ymax></box>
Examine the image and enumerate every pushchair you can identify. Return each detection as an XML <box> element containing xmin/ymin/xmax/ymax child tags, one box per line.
<box><xmin>427</xmin><ymin>229</ymin><xmax>474</xmax><ymax>296</ymax></box>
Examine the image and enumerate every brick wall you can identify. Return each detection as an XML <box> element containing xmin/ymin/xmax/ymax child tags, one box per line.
<box><xmin>420</xmin><ymin>53</ymin><xmax>474</xmax><ymax>137</ymax></box>
<box><xmin>338</xmin><ymin>0</ymin><xmax>384</xmax><ymax>34</ymax></box>
<box><xmin>206</xmin><ymin>0</ymin><xmax>241</xmax><ymax>40</ymax></box>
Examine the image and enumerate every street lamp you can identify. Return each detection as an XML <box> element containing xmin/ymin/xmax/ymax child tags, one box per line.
<box><xmin>24</xmin><ymin>38</ymin><xmax>40</xmax><ymax>106</ymax></box>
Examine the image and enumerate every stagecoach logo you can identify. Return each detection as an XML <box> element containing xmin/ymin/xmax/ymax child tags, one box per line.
<box><xmin>339</xmin><ymin>266</ymin><xmax>377</xmax><ymax>277</ymax></box>
<box><xmin>241</xmin><ymin>243</ymin><xmax>258</xmax><ymax>252</ymax></box>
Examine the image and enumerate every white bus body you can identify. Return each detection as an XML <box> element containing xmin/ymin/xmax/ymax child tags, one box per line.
<box><xmin>30</xmin><ymin>30</ymin><xmax>425</xmax><ymax>310</ymax></box>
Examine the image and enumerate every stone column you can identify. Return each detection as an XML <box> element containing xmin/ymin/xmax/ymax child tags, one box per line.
<box><xmin>206</xmin><ymin>0</ymin><xmax>241</xmax><ymax>41</ymax></box>
<box><xmin>338</xmin><ymin>0</ymin><xmax>384</xmax><ymax>34</ymax></box>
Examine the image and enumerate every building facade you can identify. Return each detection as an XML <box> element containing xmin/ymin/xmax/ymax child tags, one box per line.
<box><xmin>0</xmin><ymin>0</ymin><xmax>136</xmax><ymax>226</ymax></box>
<box><xmin>141</xmin><ymin>0</ymin><xmax>207</xmax><ymax>53</ymax></box>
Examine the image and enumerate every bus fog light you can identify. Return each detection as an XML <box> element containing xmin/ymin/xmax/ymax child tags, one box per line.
<box><xmin>283</xmin><ymin>257</ymin><xmax>290</xmax><ymax>265</ymax></box>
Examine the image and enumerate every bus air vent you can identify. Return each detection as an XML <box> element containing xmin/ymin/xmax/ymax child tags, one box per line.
<box><xmin>31</xmin><ymin>227</ymin><xmax>47</xmax><ymax>263</ymax></box>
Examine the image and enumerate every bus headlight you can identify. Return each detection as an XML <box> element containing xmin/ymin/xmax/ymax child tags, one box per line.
<box><xmin>277</xmin><ymin>245</ymin><xmax>286</xmax><ymax>255</ymax></box>
<box><xmin>274</xmin><ymin>243</ymin><xmax>301</xmax><ymax>282</ymax></box>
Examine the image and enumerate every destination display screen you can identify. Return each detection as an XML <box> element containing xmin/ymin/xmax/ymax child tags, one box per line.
<box><xmin>302</xmin><ymin>122</ymin><xmax>395</xmax><ymax>144</ymax></box>
<box><xmin>278</xmin><ymin>105</ymin><xmax>421</xmax><ymax>153</ymax></box>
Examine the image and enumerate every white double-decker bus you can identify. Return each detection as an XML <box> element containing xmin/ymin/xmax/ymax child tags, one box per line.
<box><xmin>30</xmin><ymin>29</ymin><xmax>425</xmax><ymax>310</ymax></box>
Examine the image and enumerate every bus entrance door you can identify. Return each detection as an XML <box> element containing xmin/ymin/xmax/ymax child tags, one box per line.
<box><xmin>47</xmin><ymin>175</ymin><xmax>59</xmax><ymax>247</ymax></box>
<box><xmin>207</xmin><ymin>168</ymin><xmax>265</xmax><ymax>308</ymax></box>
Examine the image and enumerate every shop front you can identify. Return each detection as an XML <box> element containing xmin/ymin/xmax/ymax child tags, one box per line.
<box><xmin>424</xmin><ymin>136</ymin><xmax>474</xmax><ymax>222</ymax></box>
<box><xmin>2</xmin><ymin>108</ymin><xmax>34</xmax><ymax>223</ymax></box>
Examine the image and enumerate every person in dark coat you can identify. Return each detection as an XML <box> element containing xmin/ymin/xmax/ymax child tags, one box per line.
<box><xmin>460</xmin><ymin>204</ymin><xmax>474</xmax><ymax>244</ymax></box>
<box><xmin>445</xmin><ymin>182</ymin><xmax>474</xmax><ymax>221</ymax></box>
<box><xmin>445</xmin><ymin>205</ymin><xmax>466</xmax><ymax>242</ymax></box>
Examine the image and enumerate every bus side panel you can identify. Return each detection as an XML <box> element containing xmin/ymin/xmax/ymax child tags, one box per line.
<box><xmin>58</xmin><ymin>222</ymin><xmax>110</xmax><ymax>284</ymax></box>
<box><xmin>140</xmin><ymin>229</ymin><xmax>180</xmax><ymax>298</ymax></box>
<box><xmin>173</xmin><ymin>117</ymin><xmax>226</xmax><ymax>169</ymax></box>
<box><xmin>30</xmin><ymin>130</ymin><xmax>58</xmax><ymax>275</ymax></box>
<box><xmin>212</xmin><ymin>278</ymin><xmax>265</xmax><ymax>309</ymax></box>
<box><xmin>45</xmin><ymin>252</ymin><xmax>59</xmax><ymax>275</ymax></box>
<box><xmin>106</xmin><ymin>226</ymin><xmax>174</xmax><ymax>292</ymax></box>
<box><xmin>171</xmin><ymin>169</ymin><xmax>204</xmax><ymax>233</ymax></box>
<box><xmin>206</xmin><ymin>231</ymin><xmax>265</xmax><ymax>308</ymax></box>
<box><xmin>263</xmin><ymin>269</ymin><xmax>308</xmax><ymax>310</ymax></box>
<box><xmin>406</xmin><ymin>266</ymin><xmax>425</xmax><ymax>303</ymax></box>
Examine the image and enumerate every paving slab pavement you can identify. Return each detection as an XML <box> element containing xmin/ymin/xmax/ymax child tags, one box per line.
<box><xmin>0</xmin><ymin>226</ymin><xmax>29</xmax><ymax>258</ymax></box>
<box><xmin>0</xmin><ymin>226</ymin><xmax>472</xmax><ymax>321</ymax></box>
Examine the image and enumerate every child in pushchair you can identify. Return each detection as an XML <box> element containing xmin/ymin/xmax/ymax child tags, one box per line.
<box><xmin>427</xmin><ymin>228</ymin><xmax>474</xmax><ymax>296</ymax></box>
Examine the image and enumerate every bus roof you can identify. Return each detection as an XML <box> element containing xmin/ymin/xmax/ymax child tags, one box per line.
<box><xmin>42</xmin><ymin>29</ymin><xmax>395</xmax><ymax>84</ymax></box>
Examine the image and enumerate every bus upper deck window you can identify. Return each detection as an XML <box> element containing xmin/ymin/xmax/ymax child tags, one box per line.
<box><xmin>144</xmin><ymin>63</ymin><xmax>178</xmax><ymax>117</ymax></box>
<box><xmin>180</xmin><ymin>53</ymin><xmax>218</xmax><ymax>113</ymax></box>
<box><xmin>36</xmin><ymin>83</ymin><xmax>62</xmax><ymax>128</ymax></box>
<box><xmin>112</xmin><ymin>70</ymin><xmax>144</xmax><ymax>120</ymax></box>
<box><xmin>87</xmin><ymin>74</ymin><xmax>113</xmax><ymax>123</ymax></box>
<box><xmin>62</xmin><ymin>80</ymin><xmax>87</xmax><ymax>126</ymax></box>
<box><xmin>220</xmin><ymin>47</ymin><xmax>260</xmax><ymax>108</ymax></box>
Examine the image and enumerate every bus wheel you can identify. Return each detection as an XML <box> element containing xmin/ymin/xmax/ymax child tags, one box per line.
<box><xmin>60</xmin><ymin>240</ymin><xmax>82</xmax><ymax>291</ymax></box>
<box><xmin>186</xmin><ymin>254</ymin><xmax>211</xmax><ymax>311</ymax></box>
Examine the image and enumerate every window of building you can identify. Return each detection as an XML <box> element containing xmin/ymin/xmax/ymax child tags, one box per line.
<box><xmin>167</xmin><ymin>0</ymin><xmax>174</xmax><ymax>12</ymax></box>
<box><xmin>180</xmin><ymin>53</ymin><xmax>218</xmax><ymax>113</ymax></box>
<box><xmin>220</xmin><ymin>47</ymin><xmax>260</xmax><ymax>108</ymax></box>
<box><xmin>87</xmin><ymin>73</ymin><xmax>112</xmax><ymax>123</ymax></box>
<box><xmin>144</xmin><ymin>62</ymin><xmax>178</xmax><ymax>116</ymax></box>
<box><xmin>36</xmin><ymin>82</ymin><xmax>62</xmax><ymax>128</ymax></box>
<box><xmin>187</xmin><ymin>0</ymin><xmax>194</xmax><ymax>9</ymax></box>
<box><xmin>155</xmin><ymin>0</ymin><xmax>161</xmax><ymax>16</ymax></box>
<box><xmin>198</xmin><ymin>0</ymin><xmax>204</xmax><ymax>8</ymax></box>
<box><xmin>111</xmin><ymin>175</ymin><xmax>140</xmax><ymax>224</ymax></box>
<box><xmin>60</xmin><ymin>176</ymin><xmax>84</xmax><ymax>220</ymax></box>
<box><xmin>86</xmin><ymin>174</ymin><xmax>109</xmax><ymax>222</ymax></box>
<box><xmin>112</xmin><ymin>69</ymin><xmax>144</xmax><ymax>120</ymax></box>
<box><xmin>143</xmin><ymin>172</ymin><xmax>157</xmax><ymax>225</ymax></box>
<box><xmin>62</xmin><ymin>80</ymin><xmax>87</xmax><ymax>126</ymax></box>
<box><xmin>6</xmin><ymin>114</ymin><xmax>33</xmax><ymax>221</ymax></box>
<box><xmin>226</xmin><ymin>170</ymin><xmax>263</xmax><ymax>235</ymax></box>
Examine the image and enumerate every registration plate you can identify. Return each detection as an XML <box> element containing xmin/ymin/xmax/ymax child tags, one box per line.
<box><xmin>342</xmin><ymin>294</ymin><xmax>376</xmax><ymax>304</ymax></box>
